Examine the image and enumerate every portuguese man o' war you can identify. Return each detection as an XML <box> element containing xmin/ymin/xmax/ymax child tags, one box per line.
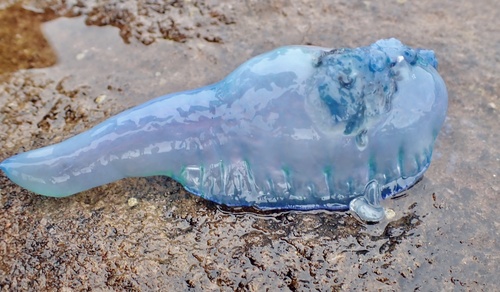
<box><xmin>0</xmin><ymin>38</ymin><xmax>447</xmax><ymax>222</ymax></box>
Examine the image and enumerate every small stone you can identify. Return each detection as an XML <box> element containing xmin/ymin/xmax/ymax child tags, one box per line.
<box><xmin>6</xmin><ymin>102</ymin><xmax>17</xmax><ymax>108</ymax></box>
<box><xmin>128</xmin><ymin>197</ymin><xmax>139</xmax><ymax>207</ymax></box>
<box><xmin>385</xmin><ymin>208</ymin><xmax>396</xmax><ymax>219</ymax></box>
<box><xmin>487</xmin><ymin>102</ymin><xmax>496</xmax><ymax>110</ymax></box>
<box><xmin>76</xmin><ymin>52</ymin><xmax>86</xmax><ymax>60</ymax></box>
<box><xmin>94</xmin><ymin>94</ymin><xmax>107</xmax><ymax>104</ymax></box>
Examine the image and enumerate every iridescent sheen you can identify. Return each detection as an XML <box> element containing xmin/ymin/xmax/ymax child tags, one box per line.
<box><xmin>0</xmin><ymin>38</ymin><xmax>448</xmax><ymax>221</ymax></box>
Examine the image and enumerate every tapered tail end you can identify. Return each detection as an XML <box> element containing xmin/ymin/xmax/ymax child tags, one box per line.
<box><xmin>0</xmin><ymin>153</ymin><xmax>75</xmax><ymax>198</ymax></box>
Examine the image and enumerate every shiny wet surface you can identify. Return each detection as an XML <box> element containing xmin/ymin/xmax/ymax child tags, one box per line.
<box><xmin>0</xmin><ymin>1</ymin><xmax>498</xmax><ymax>290</ymax></box>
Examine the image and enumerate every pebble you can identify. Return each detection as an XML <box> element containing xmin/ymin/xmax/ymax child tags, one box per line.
<box><xmin>95</xmin><ymin>94</ymin><xmax>107</xmax><ymax>104</ymax></box>
<box><xmin>385</xmin><ymin>208</ymin><xmax>396</xmax><ymax>219</ymax></box>
<box><xmin>128</xmin><ymin>197</ymin><xmax>139</xmax><ymax>207</ymax></box>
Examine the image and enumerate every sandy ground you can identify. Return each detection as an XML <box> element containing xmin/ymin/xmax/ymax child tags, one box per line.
<box><xmin>0</xmin><ymin>0</ymin><xmax>498</xmax><ymax>290</ymax></box>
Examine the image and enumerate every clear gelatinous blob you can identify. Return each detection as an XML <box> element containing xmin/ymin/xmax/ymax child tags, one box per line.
<box><xmin>349</xmin><ymin>180</ymin><xmax>384</xmax><ymax>222</ymax></box>
<box><xmin>0</xmin><ymin>38</ymin><xmax>448</xmax><ymax>222</ymax></box>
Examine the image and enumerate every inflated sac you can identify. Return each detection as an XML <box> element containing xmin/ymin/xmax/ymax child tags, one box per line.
<box><xmin>0</xmin><ymin>38</ymin><xmax>447</xmax><ymax>222</ymax></box>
